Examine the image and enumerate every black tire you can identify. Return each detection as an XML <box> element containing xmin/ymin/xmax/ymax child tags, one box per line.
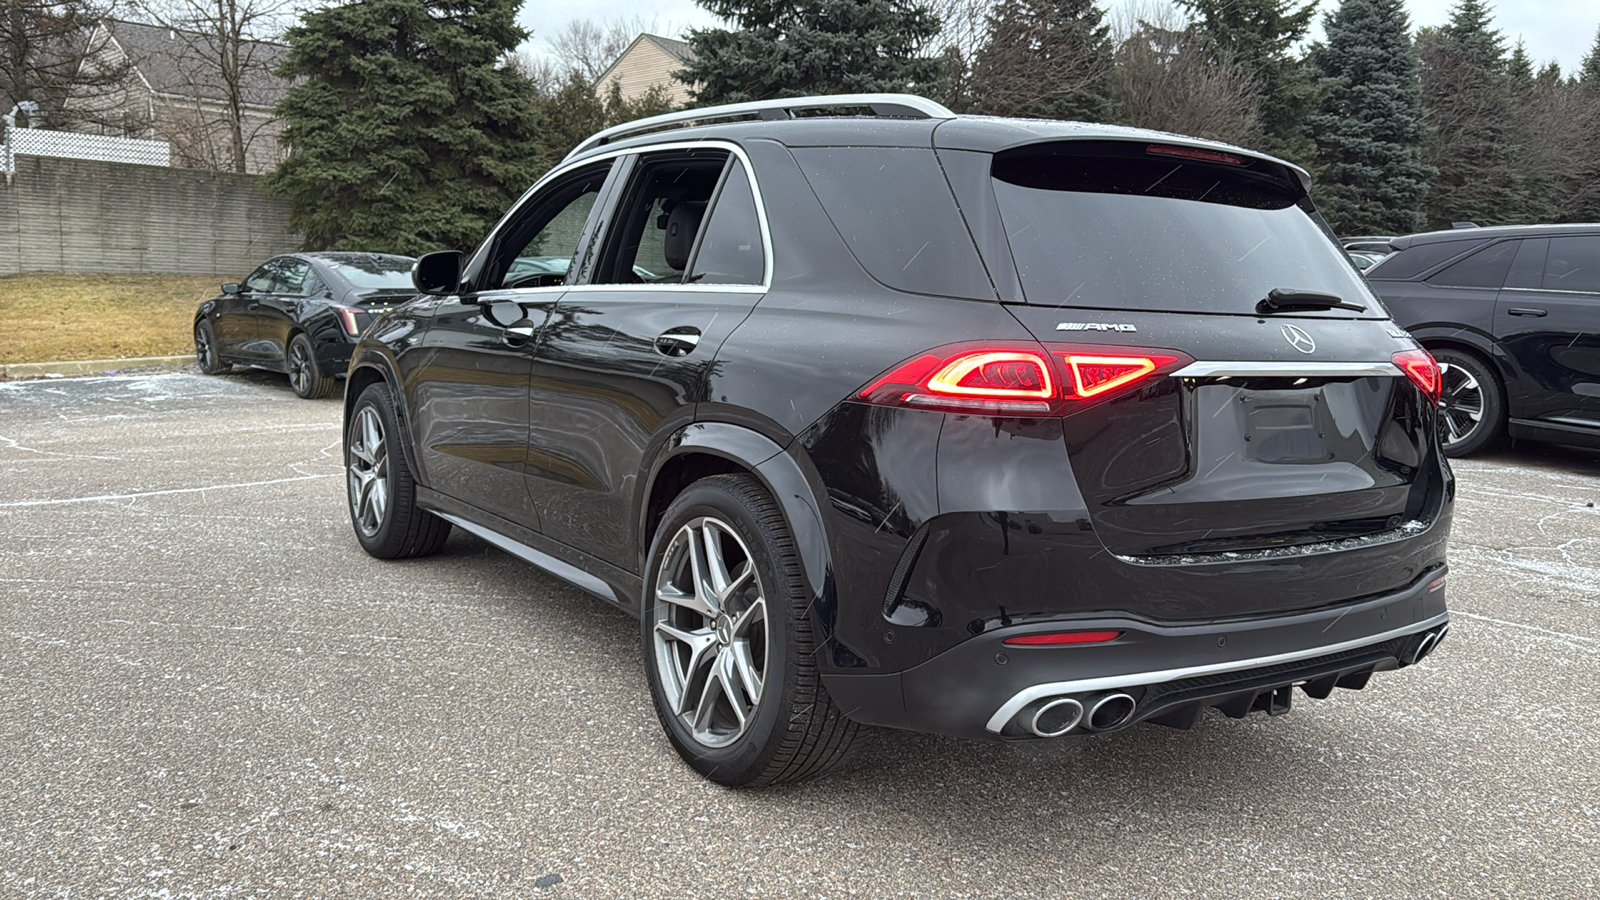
<box><xmin>345</xmin><ymin>382</ymin><xmax>451</xmax><ymax>559</ymax></box>
<box><xmin>1433</xmin><ymin>348</ymin><xmax>1505</xmax><ymax>457</ymax></box>
<box><xmin>642</xmin><ymin>473</ymin><xmax>860</xmax><ymax>787</ymax></box>
<box><xmin>287</xmin><ymin>332</ymin><xmax>336</xmax><ymax>399</ymax></box>
<box><xmin>194</xmin><ymin>319</ymin><xmax>227</xmax><ymax>375</ymax></box>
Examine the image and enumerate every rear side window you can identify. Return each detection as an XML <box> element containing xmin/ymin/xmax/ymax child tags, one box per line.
<box><xmin>990</xmin><ymin>145</ymin><xmax>1378</xmax><ymax>315</ymax></box>
<box><xmin>1426</xmin><ymin>240</ymin><xmax>1518</xmax><ymax>289</ymax></box>
<box><xmin>1366</xmin><ymin>240</ymin><xmax>1485</xmax><ymax>280</ymax></box>
<box><xmin>791</xmin><ymin>147</ymin><xmax>995</xmax><ymax>301</ymax></box>
<box><xmin>689</xmin><ymin>158</ymin><xmax>765</xmax><ymax>285</ymax></box>
<box><xmin>1544</xmin><ymin>236</ymin><xmax>1600</xmax><ymax>293</ymax></box>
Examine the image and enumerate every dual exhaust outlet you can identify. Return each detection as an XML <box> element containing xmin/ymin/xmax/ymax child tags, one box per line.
<box><xmin>1020</xmin><ymin>691</ymin><xmax>1138</xmax><ymax>738</ymax></box>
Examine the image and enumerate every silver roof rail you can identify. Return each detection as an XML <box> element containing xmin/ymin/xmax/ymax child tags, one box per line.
<box><xmin>563</xmin><ymin>93</ymin><xmax>957</xmax><ymax>161</ymax></box>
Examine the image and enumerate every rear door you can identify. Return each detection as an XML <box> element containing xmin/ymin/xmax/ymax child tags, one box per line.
<box><xmin>525</xmin><ymin>146</ymin><xmax>770</xmax><ymax>570</ymax></box>
<box><xmin>408</xmin><ymin>161</ymin><xmax>617</xmax><ymax>530</ymax></box>
<box><xmin>1495</xmin><ymin>235</ymin><xmax>1600</xmax><ymax>427</ymax></box>
<box><xmin>986</xmin><ymin>141</ymin><xmax>1439</xmax><ymax>563</ymax></box>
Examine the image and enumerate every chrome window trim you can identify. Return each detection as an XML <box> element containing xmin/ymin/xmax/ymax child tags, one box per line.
<box><xmin>485</xmin><ymin>140</ymin><xmax>773</xmax><ymax>294</ymax></box>
<box><xmin>1500</xmin><ymin>286</ymin><xmax>1600</xmax><ymax>298</ymax></box>
<box><xmin>984</xmin><ymin>612</ymin><xmax>1449</xmax><ymax>733</ymax></box>
<box><xmin>1174</xmin><ymin>361</ymin><xmax>1402</xmax><ymax>378</ymax></box>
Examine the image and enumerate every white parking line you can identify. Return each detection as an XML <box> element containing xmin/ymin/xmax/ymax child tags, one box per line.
<box><xmin>0</xmin><ymin>473</ymin><xmax>339</xmax><ymax>508</ymax></box>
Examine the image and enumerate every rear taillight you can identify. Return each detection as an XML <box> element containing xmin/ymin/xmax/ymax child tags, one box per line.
<box><xmin>859</xmin><ymin>342</ymin><xmax>1190</xmax><ymax>416</ymax></box>
<box><xmin>1393</xmin><ymin>349</ymin><xmax>1440</xmax><ymax>405</ymax></box>
<box><xmin>333</xmin><ymin>306</ymin><xmax>362</xmax><ymax>337</ymax></box>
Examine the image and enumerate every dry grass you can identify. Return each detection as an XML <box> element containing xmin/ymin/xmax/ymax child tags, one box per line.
<box><xmin>0</xmin><ymin>273</ymin><xmax>225</xmax><ymax>365</ymax></box>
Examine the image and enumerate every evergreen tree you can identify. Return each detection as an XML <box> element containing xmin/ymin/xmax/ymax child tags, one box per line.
<box><xmin>531</xmin><ymin>73</ymin><xmax>675</xmax><ymax>175</ymax></box>
<box><xmin>1177</xmin><ymin>0</ymin><xmax>1318</xmax><ymax>164</ymax></box>
<box><xmin>1418</xmin><ymin>0</ymin><xmax>1525</xmax><ymax>228</ymax></box>
<box><xmin>266</xmin><ymin>0</ymin><xmax>543</xmax><ymax>255</ymax></box>
<box><xmin>1569</xmin><ymin>27</ymin><xmax>1600</xmax><ymax>221</ymax></box>
<box><xmin>677</xmin><ymin>0</ymin><xmax>943</xmax><ymax>104</ymax></box>
<box><xmin>1581</xmin><ymin>26</ymin><xmax>1600</xmax><ymax>84</ymax></box>
<box><xmin>969</xmin><ymin>0</ymin><xmax>1119</xmax><ymax>122</ymax></box>
<box><xmin>1305</xmin><ymin>0</ymin><xmax>1430</xmax><ymax>235</ymax></box>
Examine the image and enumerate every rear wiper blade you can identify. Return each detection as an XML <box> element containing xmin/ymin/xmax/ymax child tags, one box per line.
<box><xmin>1257</xmin><ymin>288</ymin><xmax>1367</xmax><ymax>314</ymax></box>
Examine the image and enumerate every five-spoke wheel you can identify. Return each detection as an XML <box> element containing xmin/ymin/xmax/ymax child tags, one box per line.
<box><xmin>194</xmin><ymin>319</ymin><xmax>225</xmax><ymax>375</ymax></box>
<box><xmin>288</xmin><ymin>333</ymin><xmax>335</xmax><ymax>399</ymax></box>
<box><xmin>347</xmin><ymin>404</ymin><xmax>389</xmax><ymax>539</ymax></box>
<box><xmin>344</xmin><ymin>382</ymin><xmax>451</xmax><ymax>558</ymax></box>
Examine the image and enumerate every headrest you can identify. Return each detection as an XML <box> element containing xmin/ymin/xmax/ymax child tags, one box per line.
<box><xmin>663</xmin><ymin>201</ymin><xmax>706</xmax><ymax>271</ymax></box>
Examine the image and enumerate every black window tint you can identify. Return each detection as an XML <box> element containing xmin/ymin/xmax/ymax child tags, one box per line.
<box><xmin>243</xmin><ymin>262</ymin><xmax>277</xmax><ymax>293</ymax></box>
<box><xmin>1426</xmin><ymin>240</ymin><xmax>1518</xmax><ymax>288</ymax></box>
<box><xmin>990</xmin><ymin>150</ymin><xmax>1376</xmax><ymax>314</ymax></box>
<box><xmin>274</xmin><ymin>259</ymin><xmax>313</xmax><ymax>295</ymax></box>
<box><xmin>488</xmin><ymin>162</ymin><xmax>612</xmax><ymax>289</ymax></box>
<box><xmin>791</xmin><ymin>147</ymin><xmax>994</xmax><ymax>301</ymax></box>
<box><xmin>1543</xmin><ymin>236</ymin><xmax>1600</xmax><ymax>293</ymax></box>
<box><xmin>1506</xmin><ymin>238</ymin><xmax>1548</xmax><ymax>289</ymax></box>
<box><xmin>689</xmin><ymin>159</ymin><xmax>764</xmax><ymax>285</ymax></box>
<box><xmin>302</xmin><ymin>270</ymin><xmax>327</xmax><ymax>297</ymax></box>
<box><xmin>1366</xmin><ymin>240</ymin><xmax>1485</xmax><ymax>280</ymax></box>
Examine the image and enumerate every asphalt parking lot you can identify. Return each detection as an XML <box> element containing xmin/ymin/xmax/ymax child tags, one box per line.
<box><xmin>2</xmin><ymin>371</ymin><xmax>1597</xmax><ymax>898</ymax></box>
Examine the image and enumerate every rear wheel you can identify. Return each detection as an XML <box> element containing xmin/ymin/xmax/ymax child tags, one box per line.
<box><xmin>194</xmin><ymin>320</ymin><xmax>226</xmax><ymax>375</ymax></box>
<box><xmin>643</xmin><ymin>474</ymin><xmax>860</xmax><ymax>787</ymax></box>
<box><xmin>345</xmin><ymin>382</ymin><xmax>451</xmax><ymax>558</ymax></box>
<box><xmin>288</xmin><ymin>332</ymin><xmax>336</xmax><ymax>399</ymax></box>
<box><xmin>1432</xmin><ymin>348</ymin><xmax>1504</xmax><ymax>457</ymax></box>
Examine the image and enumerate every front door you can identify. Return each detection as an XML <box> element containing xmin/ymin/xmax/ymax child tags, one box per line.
<box><xmin>408</xmin><ymin>162</ymin><xmax>617</xmax><ymax>529</ymax></box>
<box><xmin>526</xmin><ymin>149</ymin><xmax>770</xmax><ymax>570</ymax></box>
<box><xmin>222</xmin><ymin>260</ymin><xmax>280</xmax><ymax>360</ymax></box>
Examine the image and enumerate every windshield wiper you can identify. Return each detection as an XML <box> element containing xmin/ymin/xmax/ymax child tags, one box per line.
<box><xmin>1257</xmin><ymin>288</ymin><xmax>1367</xmax><ymax>314</ymax></box>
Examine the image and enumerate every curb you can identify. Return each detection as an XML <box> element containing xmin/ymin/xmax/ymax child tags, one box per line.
<box><xmin>1</xmin><ymin>355</ymin><xmax>194</xmax><ymax>382</ymax></box>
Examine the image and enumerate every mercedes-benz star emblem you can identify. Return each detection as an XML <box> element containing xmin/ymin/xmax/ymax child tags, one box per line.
<box><xmin>1281</xmin><ymin>323</ymin><xmax>1316</xmax><ymax>354</ymax></box>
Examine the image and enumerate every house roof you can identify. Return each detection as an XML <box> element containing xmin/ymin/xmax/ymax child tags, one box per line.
<box><xmin>594</xmin><ymin>33</ymin><xmax>695</xmax><ymax>89</ymax></box>
<box><xmin>101</xmin><ymin>19</ymin><xmax>290</xmax><ymax>108</ymax></box>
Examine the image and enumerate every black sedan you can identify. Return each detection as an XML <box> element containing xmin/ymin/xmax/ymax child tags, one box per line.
<box><xmin>194</xmin><ymin>253</ymin><xmax>417</xmax><ymax>398</ymax></box>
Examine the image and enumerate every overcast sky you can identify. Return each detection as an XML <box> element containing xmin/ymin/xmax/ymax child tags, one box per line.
<box><xmin>516</xmin><ymin>0</ymin><xmax>1599</xmax><ymax>77</ymax></box>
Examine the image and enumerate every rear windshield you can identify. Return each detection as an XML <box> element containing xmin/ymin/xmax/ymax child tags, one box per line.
<box><xmin>326</xmin><ymin>256</ymin><xmax>416</xmax><ymax>290</ymax></box>
<box><xmin>991</xmin><ymin>147</ymin><xmax>1381</xmax><ymax>316</ymax></box>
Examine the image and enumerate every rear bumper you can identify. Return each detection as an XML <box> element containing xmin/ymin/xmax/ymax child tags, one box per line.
<box><xmin>824</xmin><ymin>566</ymin><xmax>1449</xmax><ymax>740</ymax></box>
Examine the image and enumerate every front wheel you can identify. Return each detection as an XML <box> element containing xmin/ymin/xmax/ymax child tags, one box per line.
<box><xmin>345</xmin><ymin>382</ymin><xmax>451</xmax><ymax>558</ymax></box>
<box><xmin>1433</xmin><ymin>348</ymin><xmax>1505</xmax><ymax>457</ymax></box>
<box><xmin>643</xmin><ymin>474</ymin><xmax>859</xmax><ymax>787</ymax></box>
<box><xmin>194</xmin><ymin>319</ymin><xmax>226</xmax><ymax>375</ymax></box>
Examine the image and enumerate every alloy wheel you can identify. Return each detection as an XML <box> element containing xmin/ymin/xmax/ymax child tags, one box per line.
<box><xmin>195</xmin><ymin>325</ymin><xmax>213</xmax><ymax>370</ymax></box>
<box><xmin>347</xmin><ymin>405</ymin><xmax>389</xmax><ymax>537</ymax></box>
<box><xmin>652</xmin><ymin>517</ymin><xmax>769</xmax><ymax>748</ymax></box>
<box><xmin>289</xmin><ymin>340</ymin><xmax>313</xmax><ymax>396</ymax></box>
<box><xmin>1438</xmin><ymin>362</ymin><xmax>1485</xmax><ymax>450</ymax></box>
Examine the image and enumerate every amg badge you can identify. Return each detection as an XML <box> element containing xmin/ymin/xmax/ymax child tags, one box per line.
<box><xmin>1056</xmin><ymin>322</ymin><xmax>1138</xmax><ymax>333</ymax></box>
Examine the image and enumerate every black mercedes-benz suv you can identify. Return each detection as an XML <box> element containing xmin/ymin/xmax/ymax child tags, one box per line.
<box><xmin>341</xmin><ymin>94</ymin><xmax>1452</xmax><ymax>786</ymax></box>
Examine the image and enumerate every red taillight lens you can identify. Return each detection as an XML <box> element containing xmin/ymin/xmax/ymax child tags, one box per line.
<box><xmin>859</xmin><ymin>343</ymin><xmax>1057</xmax><ymax>415</ymax></box>
<box><xmin>1060</xmin><ymin>353</ymin><xmax>1179</xmax><ymax>399</ymax></box>
<box><xmin>1393</xmin><ymin>349</ymin><xmax>1440</xmax><ymax>405</ymax></box>
<box><xmin>334</xmin><ymin>306</ymin><xmax>362</xmax><ymax>337</ymax></box>
<box><xmin>1003</xmin><ymin>630</ymin><xmax>1123</xmax><ymax>646</ymax></box>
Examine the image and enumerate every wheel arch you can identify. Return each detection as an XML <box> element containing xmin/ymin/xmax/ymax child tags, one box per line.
<box><xmin>344</xmin><ymin>352</ymin><xmax>424</xmax><ymax>483</ymax></box>
<box><xmin>638</xmin><ymin>422</ymin><xmax>834</xmax><ymax>620</ymax></box>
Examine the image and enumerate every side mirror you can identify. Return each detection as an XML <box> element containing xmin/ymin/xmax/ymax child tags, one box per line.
<box><xmin>221</xmin><ymin>282</ymin><xmax>241</xmax><ymax>295</ymax></box>
<box><xmin>413</xmin><ymin>250</ymin><xmax>464</xmax><ymax>295</ymax></box>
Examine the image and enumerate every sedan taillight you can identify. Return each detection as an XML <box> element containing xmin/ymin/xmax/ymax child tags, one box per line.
<box><xmin>333</xmin><ymin>306</ymin><xmax>363</xmax><ymax>337</ymax></box>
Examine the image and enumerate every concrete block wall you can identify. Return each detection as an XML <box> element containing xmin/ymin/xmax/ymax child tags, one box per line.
<box><xmin>0</xmin><ymin>155</ymin><xmax>298</xmax><ymax>276</ymax></box>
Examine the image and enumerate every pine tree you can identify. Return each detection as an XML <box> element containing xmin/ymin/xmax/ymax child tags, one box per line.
<box><xmin>1177</xmin><ymin>0</ymin><xmax>1318</xmax><ymax>164</ymax></box>
<box><xmin>969</xmin><ymin>0</ymin><xmax>1119</xmax><ymax>122</ymax></box>
<box><xmin>1418</xmin><ymin>0</ymin><xmax>1526</xmax><ymax>228</ymax></box>
<box><xmin>1569</xmin><ymin>27</ymin><xmax>1600</xmax><ymax>221</ymax></box>
<box><xmin>1305</xmin><ymin>0</ymin><xmax>1430</xmax><ymax>235</ymax></box>
<box><xmin>265</xmin><ymin>0</ymin><xmax>543</xmax><ymax>255</ymax></box>
<box><xmin>677</xmin><ymin>0</ymin><xmax>943</xmax><ymax>104</ymax></box>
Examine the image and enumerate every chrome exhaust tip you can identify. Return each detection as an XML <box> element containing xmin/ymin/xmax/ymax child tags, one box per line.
<box><xmin>1085</xmin><ymin>692</ymin><xmax>1137</xmax><ymax>731</ymax></box>
<box><xmin>1414</xmin><ymin>631</ymin><xmax>1439</xmax><ymax>662</ymax></box>
<box><xmin>1026</xmin><ymin>698</ymin><xmax>1085</xmax><ymax>738</ymax></box>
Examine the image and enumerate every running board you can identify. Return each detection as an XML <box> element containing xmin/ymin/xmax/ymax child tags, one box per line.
<box><xmin>430</xmin><ymin>510</ymin><xmax>619</xmax><ymax>603</ymax></box>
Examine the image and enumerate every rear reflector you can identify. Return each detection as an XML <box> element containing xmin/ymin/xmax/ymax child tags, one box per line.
<box><xmin>1393</xmin><ymin>349</ymin><xmax>1441</xmax><ymax>405</ymax></box>
<box><xmin>1002</xmin><ymin>630</ymin><xmax>1123</xmax><ymax>646</ymax></box>
<box><xmin>1146</xmin><ymin>144</ymin><xmax>1246</xmax><ymax>166</ymax></box>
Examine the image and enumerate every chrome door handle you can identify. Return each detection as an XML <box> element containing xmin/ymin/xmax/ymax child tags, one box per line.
<box><xmin>502</xmin><ymin>319</ymin><xmax>538</xmax><ymax>348</ymax></box>
<box><xmin>1508</xmin><ymin>308</ymin><xmax>1547</xmax><ymax>317</ymax></box>
<box><xmin>654</xmin><ymin>328</ymin><xmax>702</xmax><ymax>357</ymax></box>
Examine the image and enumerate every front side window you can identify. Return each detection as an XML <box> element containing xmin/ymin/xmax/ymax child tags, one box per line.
<box><xmin>592</xmin><ymin>150</ymin><xmax>728</xmax><ymax>285</ymax></box>
<box><xmin>1544</xmin><ymin>236</ymin><xmax>1600</xmax><ymax>293</ymax></box>
<box><xmin>487</xmin><ymin>163</ymin><xmax>612</xmax><ymax>290</ymax></box>
<box><xmin>243</xmin><ymin>262</ymin><xmax>278</xmax><ymax>293</ymax></box>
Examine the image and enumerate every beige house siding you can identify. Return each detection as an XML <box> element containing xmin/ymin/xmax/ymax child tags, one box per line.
<box><xmin>596</xmin><ymin>36</ymin><xmax>693</xmax><ymax>106</ymax></box>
